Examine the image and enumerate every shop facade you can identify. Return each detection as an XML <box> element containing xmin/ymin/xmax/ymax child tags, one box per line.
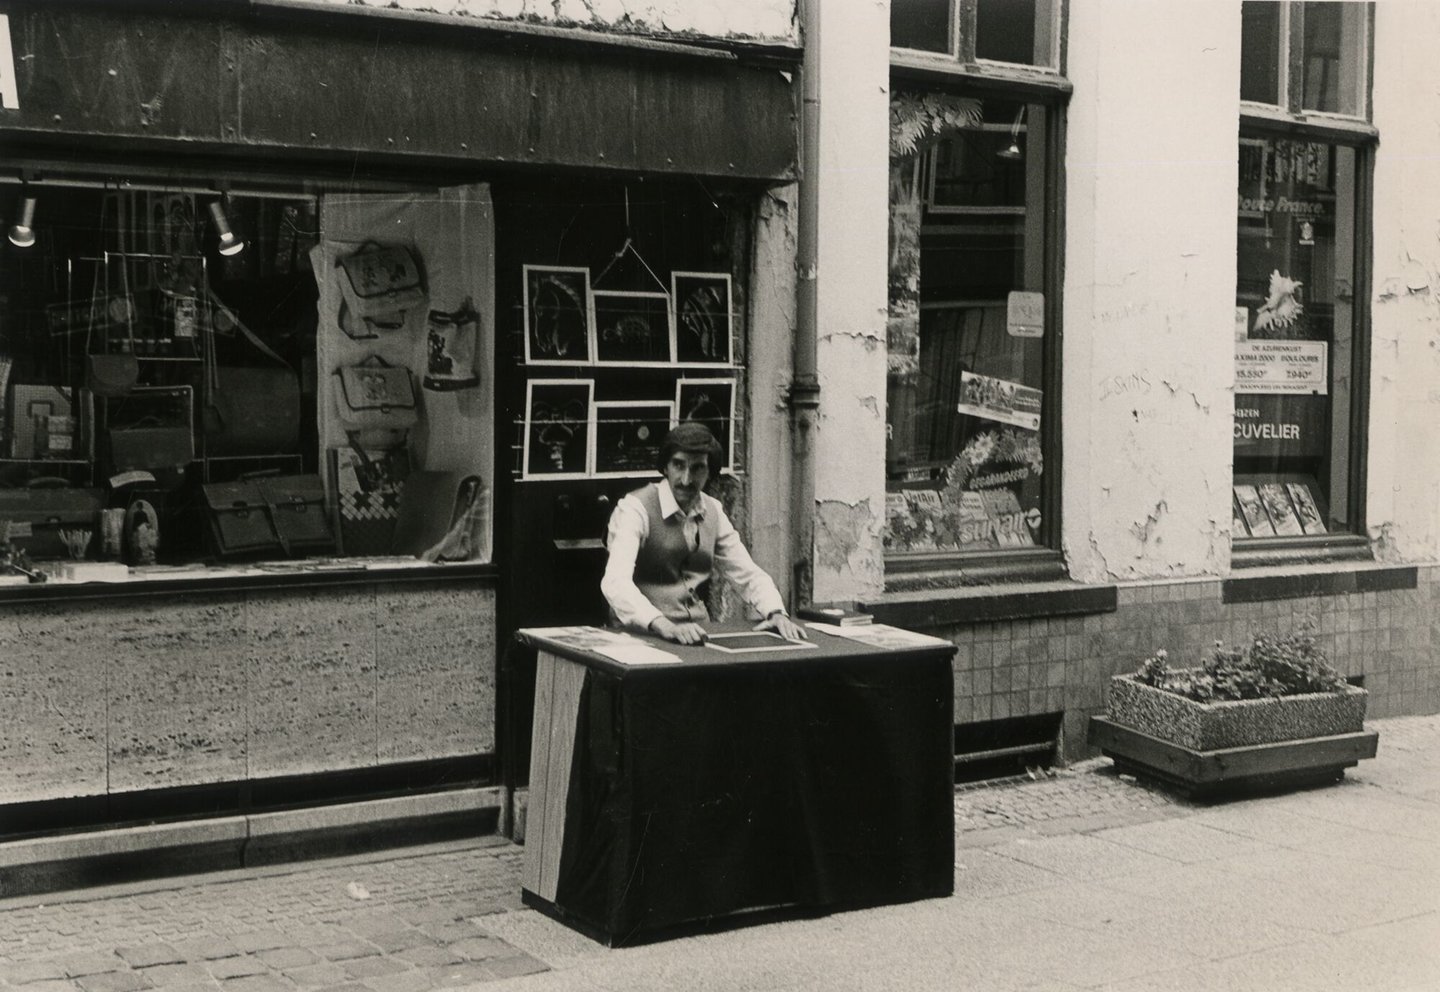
<box><xmin>0</xmin><ymin>0</ymin><xmax>801</xmax><ymax>832</ymax></box>
<box><xmin>813</xmin><ymin>0</ymin><xmax>1440</xmax><ymax>765</ymax></box>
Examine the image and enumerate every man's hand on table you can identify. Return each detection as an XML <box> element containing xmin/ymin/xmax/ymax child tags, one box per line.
<box><xmin>649</xmin><ymin>616</ymin><xmax>709</xmax><ymax>645</ymax></box>
<box><xmin>756</xmin><ymin>611</ymin><xmax>808</xmax><ymax>641</ymax></box>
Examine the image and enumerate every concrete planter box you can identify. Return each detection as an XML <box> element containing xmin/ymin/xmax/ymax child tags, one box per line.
<box><xmin>1088</xmin><ymin>673</ymin><xmax>1377</xmax><ymax>798</ymax></box>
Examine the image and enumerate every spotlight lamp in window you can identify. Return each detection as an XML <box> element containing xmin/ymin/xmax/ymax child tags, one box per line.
<box><xmin>208</xmin><ymin>198</ymin><xmax>245</xmax><ymax>257</ymax></box>
<box><xmin>8</xmin><ymin>193</ymin><xmax>36</xmax><ymax>248</ymax></box>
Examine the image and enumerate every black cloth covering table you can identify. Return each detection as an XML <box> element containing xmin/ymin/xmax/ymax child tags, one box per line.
<box><xmin>515</xmin><ymin>622</ymin><xmax>956</xmax><ymax>945</ymax></box>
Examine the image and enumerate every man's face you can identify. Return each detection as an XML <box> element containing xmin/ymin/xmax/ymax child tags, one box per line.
<box><xmin>664</xmin><ymin>450</ymin><xmax>710</xmax><ymax>510</ymax></box>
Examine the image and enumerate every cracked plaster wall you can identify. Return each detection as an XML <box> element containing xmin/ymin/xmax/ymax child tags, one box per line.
<box><xmin>302</xmin><ymin>0</ymin><xmax>798</xmax><ymax>43</ymax></box>
<box><xmin>1062</xmin><ymin>1</ymin><xmax>1239</xmax><ymax>584</ymax></box>
<box><xmin>1366</xmin><ymin>2</ymin><xmax>1440</xmax><ymax>561</ymax></box>
<box><xmin>810</xmin><ymin>0</ymin><xmax>889</xmax><ymax>604</ymax></box>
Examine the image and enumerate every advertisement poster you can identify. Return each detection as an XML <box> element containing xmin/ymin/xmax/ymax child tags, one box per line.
<box><xmin>1235</xmin><ymin>340</ymin><xmax>1328</xmax><ymax>395</ymax></box>
<box><xmin>1233</xmin><ymin>395</ymin><xmax>1326</xmax><ymax>458</ymax></box>
<box><xmin>956</xmin><ymin>371</ymin><xmax>1041</xmax><ymax>431</ymax></box>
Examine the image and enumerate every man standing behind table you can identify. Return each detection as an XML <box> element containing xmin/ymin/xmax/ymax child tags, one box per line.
<box><xmin>601</xmin><ymin>422</ymin><xmax>807</xmax><ymax>646</ymax></box>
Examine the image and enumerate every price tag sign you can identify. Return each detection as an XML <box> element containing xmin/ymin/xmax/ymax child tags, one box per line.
<box><xmin>1234</xmin><ymin>340</ymin><xmax>1328</xmax><ymax>395</ymax></box>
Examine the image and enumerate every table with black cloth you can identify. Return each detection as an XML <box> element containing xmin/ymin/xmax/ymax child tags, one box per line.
<box><xmin>515</xmin><ymin>622</ymin><xmax>956</xmax><ymax>946</ymax></box>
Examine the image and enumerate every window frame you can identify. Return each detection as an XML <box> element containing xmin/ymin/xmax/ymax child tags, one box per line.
<box><xmin>1231</xmin><ymin>5</ymin><xmax>1377</xmax><ymax>566</ymax></box>
<box><xmin>884</xmin><ymin>65</ymin><xmax>1070</xmax><ymax>586</ymax></box>
<box><xmin>891</xmin><ymin>0</ymin><xmax>1068</xmax><ymax>86</ymax></box>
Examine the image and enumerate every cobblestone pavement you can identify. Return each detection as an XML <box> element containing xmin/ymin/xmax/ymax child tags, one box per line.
<box><xmin>1</xmin><ymin>714</ymin><xmax>1434</xmax><ymax>991</ymax></box>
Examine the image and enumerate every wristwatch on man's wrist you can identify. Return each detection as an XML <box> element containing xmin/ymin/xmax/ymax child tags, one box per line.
<box><xmin>765</xmin><ymin>609</ymin><xmax>787</xmax><ymax>621</ymax></box>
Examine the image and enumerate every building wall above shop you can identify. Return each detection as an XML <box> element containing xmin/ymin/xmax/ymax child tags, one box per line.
<box><xmin>301</xmin><ymin>0</ymin><xmax>798</xmax><ymax>45</ymax></box>
<box><xmin>0</xmin><ymin>3</ymin><xmax>799</xmax><ymax>182</ymax></box>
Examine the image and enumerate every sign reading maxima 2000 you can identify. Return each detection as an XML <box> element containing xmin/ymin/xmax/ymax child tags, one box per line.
<box><xmin>1235</xmin><ymin>340</ymin><xmax>1328</xmax><ymax>395</ymax></box>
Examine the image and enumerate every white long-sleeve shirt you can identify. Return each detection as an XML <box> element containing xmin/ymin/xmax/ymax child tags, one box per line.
<box><xmin>601</xmin><ymin>479</ymin><xmax>785</xmax><ymax>631</ymax></box>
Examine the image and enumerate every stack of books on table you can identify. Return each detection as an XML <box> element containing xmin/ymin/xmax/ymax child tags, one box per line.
<box><xmin>796</xmin><ymin>603</ymin><xmax>873</xmax><ymax>627</ymax></box>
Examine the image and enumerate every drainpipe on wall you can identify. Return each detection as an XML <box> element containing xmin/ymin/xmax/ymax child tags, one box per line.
<box><xmin>789</xmin><ymin>0</ymin><xmax>821</xmax><ymax>608</ymax></box>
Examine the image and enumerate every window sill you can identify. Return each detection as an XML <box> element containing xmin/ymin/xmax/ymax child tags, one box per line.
<box><xmin>1231</xmin><ymin>533</ymin><xmax>1372</xmax><ymax>569</ymax></box>
<box><xmin>0</xmin><ymin>558</ymin><xmax>498</xmax><ymax>604</ymax></box>
<box><xmin>1222</xmin><ymin>560</ymin><xmax>1416</xmax><ymax>605</ymax></box>
<box><xmin>889</xmin><ymin>54</ymin><xmax>1073</xmax><ymax>98</ymax></box>
<box><xmin>859</xmin><ymin>579</ymin><xmax>1116</xmax><ymax>631</ymax></box>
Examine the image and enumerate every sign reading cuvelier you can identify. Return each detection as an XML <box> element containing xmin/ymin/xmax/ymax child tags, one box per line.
<box><xmin>1006</xmin><ymin>291</ymin><xmax>1044</xmax><ymax>338</ymax></box>
<box><xmin>0</xmin><ymin>16</ymin><xmax>17</xmax><ymax>111</ymax></box>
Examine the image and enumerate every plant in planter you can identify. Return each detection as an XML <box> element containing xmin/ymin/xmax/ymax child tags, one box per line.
<box><xmin>1088</xmin><ymin>628</ymin><xmax>1378</xmax><ymax>798</ymax></box>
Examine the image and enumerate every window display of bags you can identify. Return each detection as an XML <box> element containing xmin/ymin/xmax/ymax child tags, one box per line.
<box><xmin>202</xmin><ymin>473</ymin><xmax>333</xmax><ymax>558</ymax></box>
<box><xmin>333</xmin><ymin>355</ymin><xmax>419</xmax><ymax>435</ymax></box>
<box><xmin>106</xmin><ymin>385</ymin><xmax>195</xmax><ymax>474</ymax></box>
<box><xmin>336</xmin><ymin>242</ymin><xmax>427</xmax><ymax>337</ymax></box>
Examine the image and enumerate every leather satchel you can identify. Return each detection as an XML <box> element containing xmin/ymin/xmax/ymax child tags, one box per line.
<box><xmin>333</xmin><ymin>356</ymin><xmax>419</xmax><ymax>434</ymax></box>
<box><xmin>106</xmin><ymin>385</ymin><xmax>195</xmax><ymax>473</ymax></box>
<box><xmin>0</xmin><ymin>486</ymin><xmax>104</xmax><ymax>559</ymax></box>
<box><xmin>336</xmin><ymin>243</ymin><xmax>426</xmax><ymax>322</ymax></box>
<box><xmin>203</xmin><ymin>365</ymin><xmax>301</xmax><ymax>456</ymax></box>
<box><xmin>257</xmin><ymin>474</ymin><xmax>333</xmax><ymax>555</ymax></box>
<box><xmin>202</xmin><ymin>479</ymin><xmax>280</xmax><ymax>557</ymax></box>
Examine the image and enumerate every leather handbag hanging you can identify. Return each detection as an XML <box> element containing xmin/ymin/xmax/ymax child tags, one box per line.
<box><xmin>333</xmin><ymin>355</ymin><xmax>419</xmax><ymax>434</ymax></box>
<box><xmin>336</xmin><ymin>242</ymin><xmax>427</xmax><ymax>334</ymax></box>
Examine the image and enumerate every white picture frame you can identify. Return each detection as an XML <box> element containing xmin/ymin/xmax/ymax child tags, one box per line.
<box><xmin>523</xmin><ymin>265</ymin><xmax>593</xmax><ymax>365</ymax></box>
<box><xmin>671</xmin><ymin>271</ymin><xmax>734</xmax><ymax>366</ymax></box>
<box><xmin>522</xmin><ymin>379</ymin><xmax>594</xmax><ymax>480</ymax></box>
<box><xmin>592</xmin><ymin>290</ymin><xmax>673</xmax><ymax>366</ymax></box>
<box><xmin>674</xmin><ymin>377</ymin><xmax>736</xmax><ymax>474</ymax></box>
<box><xmin>590</xmin><ymin>400</ymin><xmax>675</xmax><ymax>478</ymax></box>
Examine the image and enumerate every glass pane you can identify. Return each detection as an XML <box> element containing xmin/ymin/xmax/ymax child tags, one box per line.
<box><xmin>1240</xmin><ymin>1</ymin><xmax>1283</xmax><ymax>105</ymax></box>
<box><xmin>1301</xmin><ymin>2</ymin><xmax>1366</xmax><ymax>116</ymax></box>
<box><xmin>976</xmin><ymin>0</ymin><xmax>1059</xmax><ymax>67</ymax></box>
<box><xmin>1233</xmin><ymin>136</ymin><xmax>1356</xmax><ymax>538</ymax></box>
<box><xmin>886</xmin><ymin>99</ymin><xmax>1049</xmax><ymax>555</ymax></box>
<box><xmin>892</xmin><ymin>0</ymin><xmax>953</xmax><ymax>54</ymax></box>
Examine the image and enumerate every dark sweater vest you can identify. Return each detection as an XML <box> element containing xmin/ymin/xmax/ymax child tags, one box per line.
<box><xmin>631</xmin><ymin>483</ymin><xmax>719</xmax><ymax>622</ymax></box>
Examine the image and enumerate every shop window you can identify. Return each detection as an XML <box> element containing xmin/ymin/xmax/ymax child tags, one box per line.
<box><xmin>885</xmin><ymin>92</ymin><xmax>1056</xmax><ymax>563</ymax></box>
<box><xmin>1233</xmin><ymin>135</ymin><xmax>1365</xmax><ymax>543</ymax></box>
<box><xmin>891</xmin><ymin>0</ymin><xmax>1061</xmax><ymax>70</ymax></box>
<box><xmin>1240</xmin><ymin>2</ymin><xmax>1370</xmax><ymax>119</ymax></box>
<box><xmin>0</xmin><ymin>177</ymin><xmax>494</xmax><ymax>583</ymax></box>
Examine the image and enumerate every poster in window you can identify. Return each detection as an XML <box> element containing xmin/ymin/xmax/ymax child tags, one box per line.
<box><xmin>675</xmin><ymin>378</ymin><xmax>735</xmax><ymax>473</ymax></box>
<box><xmin>1233</xmin><ymin>484</ymin><xmax>1276</xmax><ymax>537</ymax></box>
<box><xmin>1259</xmin><ymin>482</ymin><xmax>1304</xmax><ymax>536</ymax></box>
<box><xmin>1232</xmin><ymin>491</ymin><xmax>1250</xmax><ymax>538</ymax></box>
<box><xmin>1287</xmin><ymin>482</ymin><xmax>1327</xmax><ymax>535</ymax></box>
<box><xmin>592</xmin><ymin>401</ymin><xmax>674</xmax><ymax>478</ymax></box>
<box><xmin>672</xmin><ymin>272</ymin><xmax>733</xmax><ymax>365</ymax></box>
<box><xmin>593</xmin><ymin>291</ymin><xmax>672</xmax><ymax>365</ymax></box>
<box><xmin>522</xmin><ymin>380</ymin><xmax>592</xmax><ymax>480</ymax></box>
<box><xmin>523</xmin><ymin>266</ymin><xmax>592</xmax><ymax>364</ymax></box>
<box><xmin>956</xmin><ymin>371</ymin><xmax>1041</xmax><ymax>431</ymax></box>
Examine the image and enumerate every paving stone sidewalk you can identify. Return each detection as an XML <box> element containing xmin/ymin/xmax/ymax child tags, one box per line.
<box><xmin>2</xmin><ymin>714</ymin><xmax>1433</xmax><ymax>991</ymax></box>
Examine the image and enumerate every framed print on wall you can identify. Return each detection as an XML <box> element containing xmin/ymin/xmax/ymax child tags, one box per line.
<box><xmin>592</xmin><ymin>400</ymin><xmax>675</xmax><ymax>478</ymax></box>
<box><xmin>592</xmin><ymin>290</ymin><xmax>673</xmax><ymax>365</ymax></box>
<box><xmin>675</xmin><ymin>377</ymin><xmax>735</xmax><ymax>473</ymax></box>
<box><xmin>523</xmin><ymin>265</ymin><xmax>593</xmax><ymax>364</ymax></box>
<box><xmin>672</xmin><ymin>272</ymin><xmax>733</xmax><ymax>366</ymax></box>
<box><xmin>522</xmin><ymin>379</ymin><xmax>593</xmax><ymax>480</ymax></box>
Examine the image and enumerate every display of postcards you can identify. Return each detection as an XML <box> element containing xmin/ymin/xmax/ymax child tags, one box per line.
<box><xmin>592</xmin><ymin>401</ymin><xmax>674</xmax><ymax>478</ymax></box>
<box><xmin>1287</xmin><ymin>482</ymin><xmax>1328</xmax><ymax>535</ymax></box>
<box><xmin>1232</xmin><ymin>492</ymin><xmax>1250</xmax><ymax>538</ymax></box>
<box><xmin>522</xmin><ymin>379</ymin><xmax>593</xmax><ymax>480</ymax></box>
<box><xmin>672</xmin><ymin>272</ymin><xmax>733</xmax><ymax>365</ymax></box>
<box><xmin>674</xmin><ymin>378</ymin><xmax>735</xmax><ymax>473</ymax></box>
<box><xmin>1232</xmin><ymin>484</ymin><xmax>1276</xmax><ymax>537</ymax></box>
<box><xmin>1259</xmin><ymin>483</ymin><xmax>1303</xmax><ymax>536</ymax></box>
<box><xmin>592</xmin><ymin>291</ymin><xmax>673</xmax><ymax>365</ymax></box>
<box><xmin>523</xmin><ymin>265</ymin><xmax>592</xmax><ymax>364</ymax></box>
